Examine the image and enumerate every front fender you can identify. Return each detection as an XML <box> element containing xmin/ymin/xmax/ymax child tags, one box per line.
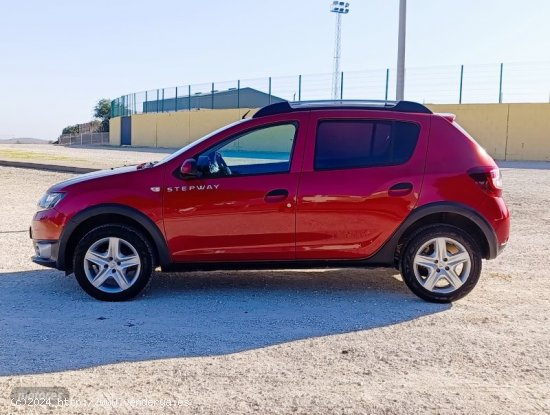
<box><xmin>57</xmin><ymin>204</ymin><xmax>170</xmax><ymax>271</ymax></box>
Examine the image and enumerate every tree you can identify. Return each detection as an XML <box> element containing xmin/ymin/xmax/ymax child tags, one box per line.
<box><xmin>60</xmin><ymin>99</ymin><xmax>112</xmax><ymax>136</ymax></box>
<box><xmin>62</xmin><ymin>125</ymin><xmax>79</xmax><ymax>135</ymax></box>
<box><xmin>94</xmin><ymin>98</ymin><xmax>112</xmax><ymax>132</ymax></box>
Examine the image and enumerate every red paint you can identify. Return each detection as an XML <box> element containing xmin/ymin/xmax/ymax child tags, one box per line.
<box><xmin>31</xmin><ymin>106</ymin><xmax>510</xmax><ymax>268</ymax></box>
<box><xmin>295</xmin><ymin>110</ymin><xmax>430</xmax><ymax>259</ymax></box>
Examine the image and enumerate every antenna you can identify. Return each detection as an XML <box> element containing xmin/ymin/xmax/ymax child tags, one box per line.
<box><xmin>330</xmin><ymin>1</ymin><xmax>350</xmax><ymax>100</ymax></box>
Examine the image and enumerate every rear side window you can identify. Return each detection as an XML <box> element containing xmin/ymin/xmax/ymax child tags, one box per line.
<box><xmin>314</xmin><ymin>120</ymin><xmax>420</xmax><ymax>170</ymax></box>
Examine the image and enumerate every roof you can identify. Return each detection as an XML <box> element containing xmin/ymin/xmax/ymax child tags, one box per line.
<box><xmin>252</xmin><ymin>100</ymin><xmax>433</xmax><ymax>118</ymax></box>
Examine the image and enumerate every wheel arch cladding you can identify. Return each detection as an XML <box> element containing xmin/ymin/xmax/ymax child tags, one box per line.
<box><xmin>371</xmin><ymin>202</ymin><xmax>497</xmax><ymax>265</ymax></box>
<box><xmin>58</xmin><ymin>204</ymin><xmax>170</xmax><ymax>272</ymax></box>
<box><xmin>396</xmin><ymin>202</ymin><xmax>497</xmax><ymax>260</ymax></box>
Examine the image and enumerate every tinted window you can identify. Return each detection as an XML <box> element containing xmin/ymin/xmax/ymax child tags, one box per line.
<box><xmin>201</xmin><ymin>123</ymin><xmax>296</xmax><ymax>176</ymax></box>
<box><xmin>314</xmin><ymin>120</ymin><xmax>420</xmax><ymax>170</ymax></box>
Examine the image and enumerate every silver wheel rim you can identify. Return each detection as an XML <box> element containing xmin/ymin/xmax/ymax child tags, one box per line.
<box><xmin>413</xmin><ymin>237</ymin><xmax>471</xmax><ymax>294</ymax></box>
<box><xmin>84</xmin><ymin>237</ymin><xmax>141</xmax><ymax>293</ymax></box>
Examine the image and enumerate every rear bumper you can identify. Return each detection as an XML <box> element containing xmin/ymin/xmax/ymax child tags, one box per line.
<box><xmin>484</xmin><ymin>197</ymin><xmax>510</xmax><ymax>259</ymax></box>
<box><xmin>496</xmin><ymin>240</ymin><xmax>508</xmax><ymax>257</ymax></box>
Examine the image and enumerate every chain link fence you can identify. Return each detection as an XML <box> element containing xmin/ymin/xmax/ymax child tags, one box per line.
<box><xmin>111</xmin><ymin>62</ymin><xmax>550</xmax><ymax>117</ymax></box>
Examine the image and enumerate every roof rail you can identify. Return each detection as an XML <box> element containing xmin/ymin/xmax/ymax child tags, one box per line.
<box><xmin>252</xmin><ymin>99</ymin><xmax>432</xmax><ymax>118</ymax></box>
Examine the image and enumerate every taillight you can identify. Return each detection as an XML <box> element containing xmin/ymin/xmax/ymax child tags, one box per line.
<box><xmin>468</xmin><ymin>167</ymin><xmax>503</xmax><ymax>196</ymax></box>
<box><xmin>490</xmin><ymin>168</ymin><xmax>503</xmax><ymax>190</ymax></box>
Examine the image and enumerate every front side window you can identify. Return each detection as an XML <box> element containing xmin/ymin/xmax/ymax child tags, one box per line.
<box><xmin>314</xmin><ymin>120</ymin><xmax>420</xmax><ymax>170</ymax></box>
<box><xmin>199</xmin><ymin>123</ymin><xmax>297</xmax><ymax>176</ymax></box>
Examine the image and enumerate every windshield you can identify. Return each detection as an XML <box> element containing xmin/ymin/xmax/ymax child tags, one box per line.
<box><xmin>156</xmin><ymin>118</ymin><xmax>251</xmax><ymax>166</ymax></box>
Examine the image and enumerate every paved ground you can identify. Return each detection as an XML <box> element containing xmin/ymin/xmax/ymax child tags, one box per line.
<box><xmin>0</xmin><ymin>151</ymin><xmax>548</xmax><ymax>414</ymax></box>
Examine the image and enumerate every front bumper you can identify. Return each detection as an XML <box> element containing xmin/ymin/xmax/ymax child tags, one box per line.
<box><xmin>30</xmin><ymin>228</ymin><xmax>60</xmax><ymax>269</ymax></box>
<box><xmin>30</xmin><ymin>208</ymin><xmax>67</xmax><ymax>270</ymax></box>
<box><xmin>31</xmin><ymin>254</ymin><xmax>57</xmax><ymax>268</ymax></box>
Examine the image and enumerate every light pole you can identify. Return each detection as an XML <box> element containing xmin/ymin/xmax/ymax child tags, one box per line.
<box><xmin>330</xmin><ymin>1</ymin><xmax>350</xmax><ymax>100</ymax></box>
<box><xmin>396</xmin><ymin>0</ymin><xmax>406</xmax><ymax>100</ymax></box>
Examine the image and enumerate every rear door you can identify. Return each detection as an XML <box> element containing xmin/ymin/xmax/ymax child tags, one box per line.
<box><xmin>296</xmin><ymin>110</ymin><xmax>430</xmax><ymax>260</ymax></box>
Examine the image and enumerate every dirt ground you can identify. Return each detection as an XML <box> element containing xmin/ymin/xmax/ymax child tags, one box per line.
<box><xmin>0</xmin><ymin>153</ymin><xmax>548</xmax><ymax>414</ymax></box>
<box><xmin>0</xmin><ymin>143</ymin><xmax>171</xmax><ymax>170</ymax></box>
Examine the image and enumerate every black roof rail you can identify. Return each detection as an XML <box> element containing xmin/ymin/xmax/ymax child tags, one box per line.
<box><xmin>252</xmin><ymin>99</ymin><xmax>432</xmax><ymax>118</ymax></box>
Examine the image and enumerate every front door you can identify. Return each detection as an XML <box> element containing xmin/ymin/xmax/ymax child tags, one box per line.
<box><xmin>163</xmin><ymin>117</ymin><xmax>307</xmax><ymax>262</ymax></box>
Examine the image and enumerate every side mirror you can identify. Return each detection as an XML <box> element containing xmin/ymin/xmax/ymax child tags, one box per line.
<box><xmin>180</xmin><ymin>159</ymin><xmax>198</xmax><ymax>177</ymax></box>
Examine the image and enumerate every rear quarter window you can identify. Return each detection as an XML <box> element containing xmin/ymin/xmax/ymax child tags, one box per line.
<box><xmin>314</xmin><ymin>120</ymin><xmax>420</xmax><ymax>170</ymax></box>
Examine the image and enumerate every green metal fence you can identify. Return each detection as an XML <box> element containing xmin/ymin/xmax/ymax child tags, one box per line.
<box><xmin>111</xmin><ymin>62</ymin><xmax>550</xmax><ymax>117</ymax></box>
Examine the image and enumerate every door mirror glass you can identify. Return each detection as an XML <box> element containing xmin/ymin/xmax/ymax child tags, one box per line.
<box><xmin>180</xmin><ymin>158</ymin><xmax>198</xmax><ymax>177</ymax></box>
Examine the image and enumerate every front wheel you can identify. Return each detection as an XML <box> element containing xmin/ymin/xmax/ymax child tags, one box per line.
<box><xmin>400</xmin><ymin>225</ymin><xmax>482</xmax><ymax>303</ymax></box>
<box><xmin>73</xmin><ymin>224</ymin><xmax>155</xmax><ymax>301</ymax></box>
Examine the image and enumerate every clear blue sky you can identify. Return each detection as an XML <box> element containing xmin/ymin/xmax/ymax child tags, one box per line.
<box><xmin>1</xmin><ymin>0</ymin><xmax>549</xmax><ymax>140</ymax></box>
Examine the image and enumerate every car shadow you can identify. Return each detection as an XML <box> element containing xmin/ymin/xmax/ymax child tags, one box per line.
<box><xmin>0</xmin><ymin>268</ymin><xmax>451</xmax><ymax>376</ymax></box>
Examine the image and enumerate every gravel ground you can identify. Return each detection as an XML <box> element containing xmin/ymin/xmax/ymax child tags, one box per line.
<box><xmin>0</xmin><ymin>159</ymin><xmax>549</xmax><ymax>414</ymax></box>
<box><xmin>0</xmin><ymin>144</ymin><xmax>172</xmax><ymax>170</ymax></box>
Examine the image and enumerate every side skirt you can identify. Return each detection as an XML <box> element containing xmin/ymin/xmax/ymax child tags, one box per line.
<box><xmin>161</xmin><ymin>258</ymin><xmax>395</xmax><ymax>273</ymax></box>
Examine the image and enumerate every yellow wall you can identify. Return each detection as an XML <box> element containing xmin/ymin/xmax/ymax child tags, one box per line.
<box><xmin>131</xmin><ymin>113</ymin><xmax>159</xmax><ymax>147</ymax></box>
<box><xmin>189</xmin><ymin>109</ymin><xmax>250</xmax><ymax>143</ymax></box>
<box><xmin>427</xmin><ymin>104</ymin><xmax>509</xmax><ymax>160</ymax></box>
<box><xmin>506</xmin><ymin>104</ymin><xmax>550</xmax><ymax>161</ymax></box>
<box><xmin>155</xmin><ymin>111</ymin><xmax>190</xmax><ymax>148</ymax></box>
<box><xmin>110</xmin><ymin>104</ymin><xmax>550</xmax><ymax>161</ymax></box>
<box><xmin>109</xmin><ymin>117</ymin><xmax>121</xmax><ymax>146</ymax></box>
<box><xmin>427</xmin><ymin>103</ymin><xmax>550</xmax><ymax>161</ymax></box>
<box><xmin>113</xmin><ymin>108</ymin><xmax>256</xmax><ymax>149</ymax></box>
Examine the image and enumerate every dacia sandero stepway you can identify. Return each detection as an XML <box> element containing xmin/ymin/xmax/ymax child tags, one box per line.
<box><xmin>31</xmin><ymin>100</ymin><xmax>510</xmax><ymax>302</ymax></box>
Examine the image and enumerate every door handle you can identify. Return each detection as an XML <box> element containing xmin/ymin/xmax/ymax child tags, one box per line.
<box><xmin>264</xmin><ymin>189</ymin><xmax>289</xmax><ymax>203</ymax></box>
<box><xmin>388</xmin><ymin>182</ymin><xmax>413</xmax><ymax>197</ymax></box>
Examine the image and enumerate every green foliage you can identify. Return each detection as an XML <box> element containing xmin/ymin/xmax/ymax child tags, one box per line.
<box><xmin>62</xmin><ymin>99</ymin><xmax>112</xmax><ymax>136</ymax></box>
<box><xmin>100</xmin><ymin>118</ymin><xmax>110</xmax><ymax>132</ymax></box>
<box><xmin>94</xmin><ymin>98</ymin><xmax>112</xmax><ymax>132</ymax></box>
<box><xmin>62</xmin><ymin>125</ymin><xmax>79</xmax><ymax>135</ymax></box>
<box><xmin>94</xmin><ymin>99</ymin><xmax>111</xmax><ymax>120</ymax></box>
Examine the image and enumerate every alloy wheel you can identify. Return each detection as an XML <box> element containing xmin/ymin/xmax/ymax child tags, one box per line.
<box><xmin>83</xmin><ymin>237</ymin><xmax>141</xmax><ymax>293</ymax></box>
<box><xmin>412</xmin><ymin>237</ymin><xmax>472</xmax><ymax>294</ymax></box>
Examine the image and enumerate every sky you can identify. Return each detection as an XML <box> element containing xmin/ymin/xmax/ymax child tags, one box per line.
<box><xmin>1</xmin><ymin>0</ymin><xmax>549</xmax><ymax>140</ymax></box>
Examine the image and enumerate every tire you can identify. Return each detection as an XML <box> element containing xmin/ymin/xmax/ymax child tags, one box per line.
<box><xmin>73</xmin><ymin>224</ymin><xmax>155</xmax><ymax>301</ymax></box>
<box><xmin>400</xmin><ymin>224</ymin><xmax>482</xmax><ymax>303</ymax></box>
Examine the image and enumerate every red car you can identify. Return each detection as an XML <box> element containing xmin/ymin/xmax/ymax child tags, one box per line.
<box><xmin>31</xmin><ymin>101</ymin><xmax>510</xmax><ymax>302</ymax></box>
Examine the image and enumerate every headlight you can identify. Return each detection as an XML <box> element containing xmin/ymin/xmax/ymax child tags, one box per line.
<box><xmin>38</xmin><ymin>192</ymin><xmax>65</xmax><ymax>209</ymax></box>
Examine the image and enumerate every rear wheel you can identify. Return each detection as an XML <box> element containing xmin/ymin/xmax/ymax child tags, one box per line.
<box><xmin>73</xmin><ymin>224</ymin><xmax>154</xmax><ymax>301</ymax></box>
<box><xmin>400</xmin><ymin>225</ymin><xmax>482</xmax><ymax>303</ymax></box>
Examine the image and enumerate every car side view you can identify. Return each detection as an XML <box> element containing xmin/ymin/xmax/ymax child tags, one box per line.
<box><xmin>31</xmin><ymin>100</ymin><xmax>510</xmax><ymax>302</ymax></box>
